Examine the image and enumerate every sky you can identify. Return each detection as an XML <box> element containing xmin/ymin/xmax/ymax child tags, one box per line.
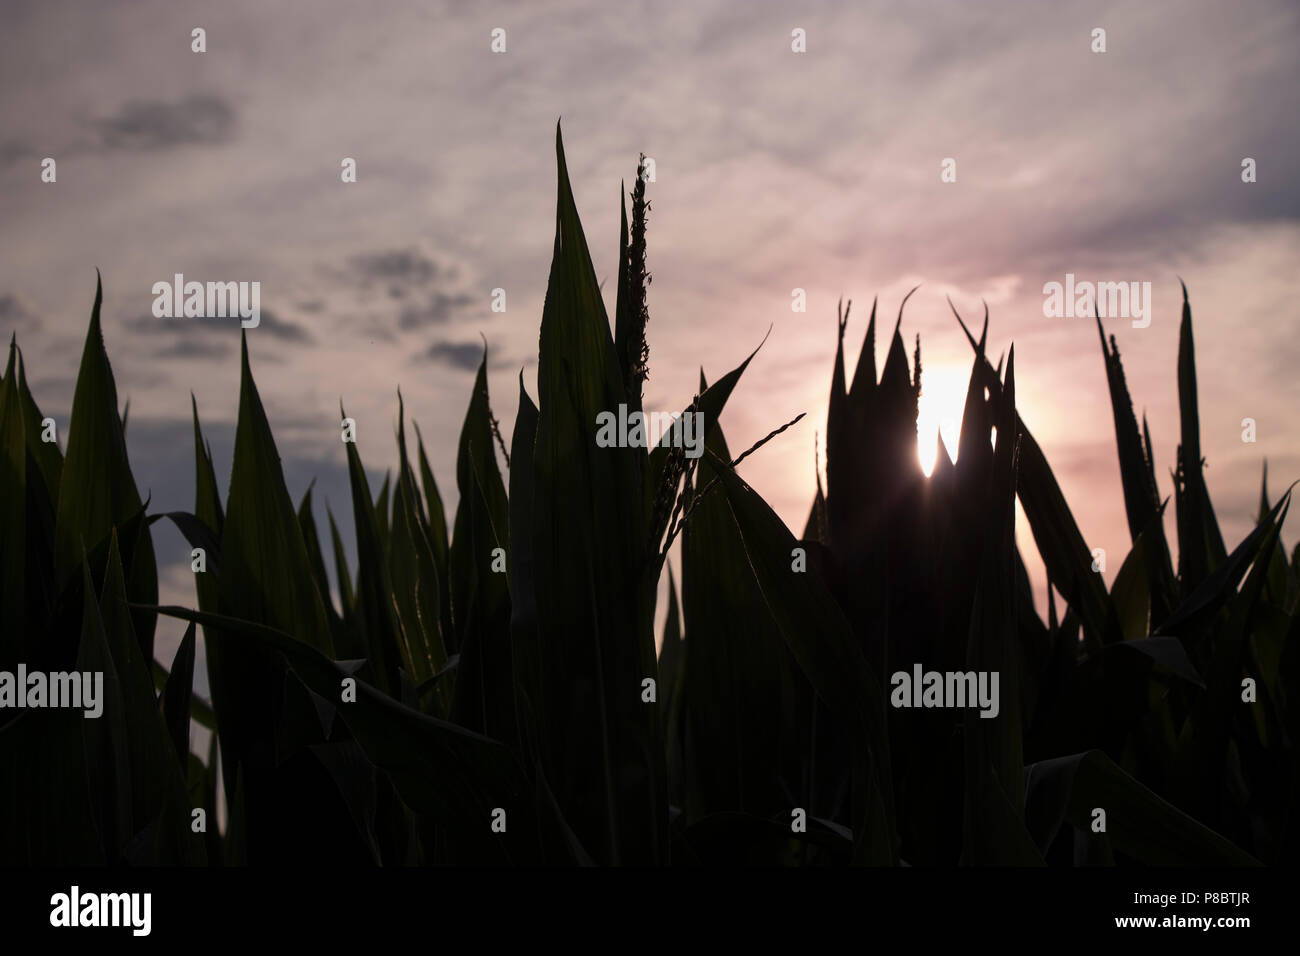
<box><xmin>2</xmin><ymin>0</ymin><xmax>1298</xmax><ymax>700</ymax></box>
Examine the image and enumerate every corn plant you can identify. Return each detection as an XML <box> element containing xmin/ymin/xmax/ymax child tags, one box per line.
<box><xmin>0</xmin><ymin>125</ymin><xmax>1293</xmax><ymax>865</ymax></box>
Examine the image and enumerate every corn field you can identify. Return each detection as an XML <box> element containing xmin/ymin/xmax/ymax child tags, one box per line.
<box><xmin>1</xmin><ymin>127</ymin><xmax>1295</xmax><ymax>867</ymax></box>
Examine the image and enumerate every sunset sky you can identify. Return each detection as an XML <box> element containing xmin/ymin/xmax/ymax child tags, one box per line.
<box><xmin>2</xmin><ymin>0</ymin><xmax>1298</xmax><ymax>682</ymax></box>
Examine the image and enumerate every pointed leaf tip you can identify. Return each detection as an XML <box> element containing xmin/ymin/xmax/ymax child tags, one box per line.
<box><xmin>893</xmin><ymin>285</ymin><xmax>921</xmax><ymax>337</ymax></box>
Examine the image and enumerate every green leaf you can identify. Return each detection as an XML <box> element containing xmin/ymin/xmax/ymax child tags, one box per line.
<box><xmin>208</xmin><ymin>335</ymin><xmax>334</xmax><ymax>821</ymax></box>
<box><xmin>390</xmin><ymin>392</ymin><xmax>449</xmax><ymax>713</ymax></box>
<box><xmin>681</xmin><ymin>421</ymin><xmax>798</xmax><ymax>820</ymax></box>
<box><xmin>341</xmin><ymin>401</ymin><xmax>402</xmax><ymax>693</ymax></box>
<box><xmin>77</xmin><ymin>559</ymin><xmax>131</xmax><ymax>862</ymax></box>
<box><xmin>161</xmin><ymin>622</ymin><xmax>197</xmax><ymax>766</ymax></box>
<box><xmin>659</xmin><ymin>562</ymin><xmax>686</xmax><ymax>808</ymax></box>
<box><xmin>54</xmin><ymin>274</ymin><xmax>157</xmax><ymax>661</ymax></box>
<box><xmin>961</xmin><ymin>350</ymin><xmax>1030</xmax><ymax>863</ymax></box>
<box><xmin>15</xmin><ymin>343</ymin><xmax>62</xmax><ymax>506</ymax></box>
<box><xmin>374</xmin><ymin>471</ymin><xmax>391</xmax><ymax>560</ymax></box>
<box><xmin>1024</xmin><ymin>749</ymin><xmax>1257</xmax><ymax>865</ymax></box>
<box><xmin>151</xmin><ymin>604</ymin><xmax>533</xmax><ymax>861</ymax></box>
<box><xmin>530</xmin><ymin>123</ymin><xmax>665</xmax><ymax>864</ymax></box>
<box><xmin>191</xmin><ymin>394</ymin><xmax>224</xmax><ymax>537</ymax></box>
<box><xmin>508</xmin><ymin>374</ymin><xmax>539</xmax><ymax>734</ymax></box>
<box><xmin>1157</xmin><ymin>490</ymin><xmax>1293</xmax><ymax>639</ymax></box>
<box><xmin>100</xmin><ymin>530</ymin><xmax>204</xmax><ymax>863</ymax></box>
<box><xmin>958</xmin><ymin>327</ymin><xmax>1115</xmax><ymax>648</ymax></box>
<box><xmin>326</xmin><ymin>502</ymin><xmax>356</xmax><ymax>618</ymax></box>
<box><xmin>449</xmin><ymin>355</ymin><xmax>514</xmax><ymax>744</ymax></box>
<box><xmin>1173</xmin><ymin>284</ymin><xmax>1228</xmax><ymax>589</ymax></box>
<box><xmin>413</xmin><ymin>421</ymin><xmax>454</xmax><ymax>652</ymax></box>
<box><xmin>220</xmin><ymin>335</ymin><xmax>333</xmax><ymax>654</ymax></box>
<box><xmin>298</xmin><ymin>483</ymin><xmax>339</xmax><ymax>626</ymax></box>
<box><xmin>646</xmin><ymin>332</ymin><xmax>768</xmax><ymax>542</ymax></box>
<box><xmin>1110</xmin><ymin>536</ymin><xmax>1150</xmax><ymax>642</ymax></box>
<box><xmin>708</xmin><ymin>452</ymin><xmax>897</xmax><ymax>864</ymax></box>
<box><xmin>1109</xmin><ymin>637</ymin><xmax>1205</xmax><ymax>688</ymax></box>
<box><xmin>1096</xmin><ymin>321</ymin><xmax>1176</xmax><ymax>623</ymax></box>
<box><xmin>0</xmin><ymin>338</ymin><xmax>26</xmax><ymax>660</ymax></box>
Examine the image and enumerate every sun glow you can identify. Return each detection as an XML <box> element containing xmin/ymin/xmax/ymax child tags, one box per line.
<box><xmin>917</xmin><ymin>364</ymin><xmax>967</xmax><ymax>477</ymax></box>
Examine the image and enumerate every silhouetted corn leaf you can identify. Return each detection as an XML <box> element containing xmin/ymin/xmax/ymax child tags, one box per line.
<box><xmin>161</xmin><ymin>622</ymin><xmax>197</xmax><ymax>767</ymax></box>
<box><xmin>1024</xmin><ymin>749</ymin><xmax>1258</xmax><ymax>865</ymax></box>
<box><xmin>390</xmin><ymin>393</ymin><xmax>449</xmax><ymax>712</ymax></box>
<box><xmin>100</xmin><ymin>531</ymin><xmax>204</xmax><ymax>863</ymax></box>
<box><xmin>508</xmin><ymin>376</ymin><xmax>539</xmax><ymax>747</ymax></box>
<box><xmin>413</xmin><ymin>421</ymin><xmax>453</xmax><ymax>650</ymax></box>
<box><xmin>1096</xmin><ymin>320</ymin><xmax>1176</xmax><ymax>623</ymax></box>
<box><xmin>1110</xmin><ymin>637</ymin><xmax>1204</xmax><ymax>688</ymax></box>
<box><xmin>74</xmin><ymin>559</ymin><xmax>129</xmax><ymax>863</ymax></box>
<box><xmin>448</xmin><ymin>355</ymin><xmax>513</xmax><ymax>744</ymax></box>
<box><xmin>707</xmin><ymin>451</ymin><xmax>897</xmax><ymax>864</ymax></box>
<box><xmin>646</xmin><ymin>332</ymin><xmax>767</xmax><ymax>541</ymax></box>
<box><xmin>528</xmin><ymin>124</ymin><xmax>666</xmax><ymax>864</ymax></box>
<box><xmin>54</xmin><ymin>274</ymin><xmax>157</xmax><ymax>662</ymax></box>
<box><xmin>298</xmin><ymin>484</ymin><xmax>339</xmax><ymax>627</ymax></box>
<box><xmin>374</xmin><ymin>472</ymin><xmax>392</xmax><ymax>560</ymax></box>
<box><xmin>191</xmin><ymin>395</ymin><xmax>224</xmax><ymax>537</ymax></box>
<box><xmin>342</xmin><ymin>401</ymin><xmax>403</xmax><ymax>694</ymax></box>
<box><xmin>15</xmin><ymin>343</ymin><xmax>62</xmax><ymax>504</ymax></box>
<box><xmin>152</xmin><ymin>605</ymin><xmax>532</xmax><ymax>861</ymax></box>
<box><xmin>326</xmin><ymin>503</ymin><xmax>356</xmax><ymax>618</ymax></box>
<box><xmin>660</xmin><ymin>562</ymin><xmax>685</xmax><ymax>810</ymax></box>
<box><xmin>0</xmin><ymin>339</ymin><xmax>26</xmax><ymax>658</ymax></box>
<box><xmin>1156</xmin><ymin>490</ymin><xmax>1293</xmax><ymax>639</ymax></box>
<box><xmin>219</xmin><ymin>335</ymin><xmax>333</xmax><ymax>654</ymax></box>
<box><xmin>681</xmin><ymin>421</ymin><xmax>797</xmax><ymax>821</ymax></box>
<box><xmin>1173</xmin><ymin>285</ymin><xmax>1228</xmax><ymax>592</ymax></box>
<box><xmin>961</xmin><ymin>350</ymin><xmax>1032</xmax><ymax>864</ymax></box>
<box><xmin>954</xmin><ymin>310</ymin><xmax>1114</xmax><ymax>647</ymax></box>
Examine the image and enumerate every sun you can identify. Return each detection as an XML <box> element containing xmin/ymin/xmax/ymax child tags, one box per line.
<box><xmin>916</xmin><ymin>364</ymin><xmax>967</xmax><ymax>477</ymax></box>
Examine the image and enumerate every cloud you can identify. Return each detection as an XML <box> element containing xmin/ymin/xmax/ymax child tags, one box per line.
<box><xmin>422</xmin><ymin>338</ymin><xmax>519</xmax><ymax>372</ymax></box>
<box><xmin>256</xmin><ymin>308</ymin><xmax>315</xmax><ymax>343</ymax></box>
<box><xmin>124</xmin><ymin>306</ymin><xmax>314</xmax><ymax>358</ymax></box>
<box><xmin>94</xmin><ymin>94</ymin><xmax>235</xmax><ymax>151</ymax></box>
<box><xmin>0</xmin><ymin>294</ymin><xmax>39</xmax><ymax>337</ymax></box>
<box><xmin>349</xmin><ymin>249</ymin><xmax>443</xmax><ymax>286</ymax></box>
<box><xmin>399</xmin><ymin>290</ymin><xmax>476</xmax><ymax>330</ymax></box>
<box><xmin>424</xmin><ymin>340</ymin><xmax>486</xmax><ymax>371</ymax></box>
<box><xmin>326</xmin><ymin>249</ymin><xmax>480</xmax><ymax>332</ymax></box>
<box><xmin>153</xmin><ymin>337</ymin><xmax>233</xmax><ymax>361</ymax></box>
<box><xmin>0</xmin><ymin>141</ymin><xmax>32</xmax><ymax>167</ymax></box>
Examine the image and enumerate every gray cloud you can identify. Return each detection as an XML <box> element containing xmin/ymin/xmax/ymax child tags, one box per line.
<box><xmin>0</xmin><ymin>294</ymin><xmax>39</xmax><ymax>337</ymax></box>
<box><xmin>153</xmin><ymin>337</ymin><xmax>233</xmax><ymax>361</ymax></box>
<box><xmin>94</xmin><ymin>94</ymin><xmax>235</xmax><ymax>151</ymax></box>
<box><xmin>421</xmin><ymin>338</ymin><xmax>519</xmax><ymax>372</ymax></box>
<box><xmin>424</xmin><ymin>340</ymin><xmax>485</xmax><ymax>371</ymax></box>
<box><xmin>124</xmin><ymin>306</ymin><xmax>314</xmax><ymax>358</ymax></box>
<box><xmin>0</xmin><ymin>141</ymin><xmax>32</xmax><ymax>167</ymax></box>
<box><xmin>257</xmin><ymin>308</ymin><xmax>315</xmax><ymax>343</ymax></box>
<box><xmin>399</xmin><ymin>290</ymin><xmax>476</xmax><ymax>330</ymax></box>
<box><xmin>328</xmin><ymin>249</ymin><xmax>479</xmax><ymax>331</ymax></box>
<box><xmin>349</xmin><ymin>249</ymin><xmax>443</xmax><ymax>286</ymax></box>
